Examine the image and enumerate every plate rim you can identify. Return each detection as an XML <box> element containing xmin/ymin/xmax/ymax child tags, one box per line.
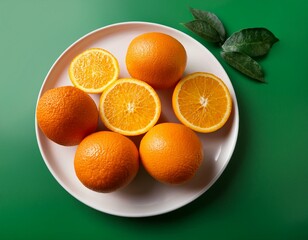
<box><xmin>35</xmin><ymin>21</ymin><xmax>239</xmax><ymax>217</ymax></box>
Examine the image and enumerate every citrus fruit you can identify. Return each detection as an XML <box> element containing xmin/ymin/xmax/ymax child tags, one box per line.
<box><xmin>99</xmin><ymin>78</ymin><xmax>161</xmax><ymax>136</ymax></box>
<box><xmin>172</xmin><ymin>72</ymin><xmax>232</xmax><ymax>133</ymax></box>
<box><xmin>69</xmin><ymin>48</ymin><xmax>119</xmax><ymax>93</ymax></box>
<box><xmin>126</xmin><ymin>32</ymin><xmax>187</xmax><ymax>89</ymax></box>
<box><xmin>36</xmin><ymin>86</ymin><xmax>98</xmax><ymax>146</ymax></box>
<box><xmin>139</xmin><ymin>123</ymin><xmax>203</xmax><ymax>184</ymax></box>
<box><xmin>74</xmin><ymin>131</ymin><xmax>139</xmax><ymax>193</ymax></box>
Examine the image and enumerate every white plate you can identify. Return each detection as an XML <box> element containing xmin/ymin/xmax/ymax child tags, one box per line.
<box><xmin>35</xmin><ymin>22</ymin><xmax>239</xmax><ymax>217</ymax></box>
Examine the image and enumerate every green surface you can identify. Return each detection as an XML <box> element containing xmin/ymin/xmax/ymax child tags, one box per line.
<box><xmin>1</xmin><ymin>0</ymin><xmax>308</xmax><ymax>239</ymax></box>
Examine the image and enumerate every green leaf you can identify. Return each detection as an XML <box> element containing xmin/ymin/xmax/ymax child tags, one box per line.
<box><xmin>221</xmin><ymin>51</ymin><xmax>265</xmax><ymax>82</ymax></box>
<box><xmin>222</xmin><ymin>28</ymin><xmax>279</xmax><ymax>57</ymax></box>
<box><xmin>189</xmin><ymin>7</ymin><xmax>226</xmax><ymax>42</ymax></box>
<box><xmin>182</xmin><ymin>20</ymin><xmax>221</xmax><ymax>43</ymax></box>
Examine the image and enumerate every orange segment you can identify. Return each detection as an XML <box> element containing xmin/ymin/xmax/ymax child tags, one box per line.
<box><xmin>99</xmin><ymin>78</ymin><xmax>161</xmax><ymax>136</ymax></box>
<box><xmin>172</xmin><ymin>72</ymin><xmax>232</xmax><ymax>133</ymax></box>
<box><xmin>69</xmin><ymin>48</ymin><xmax>119</xmax><ymax>93</ymax></box>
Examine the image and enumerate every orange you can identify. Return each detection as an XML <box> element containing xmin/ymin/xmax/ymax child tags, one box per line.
<box><xmin>69</xmin><ymin>48</ymin><xmax>119</xmax><ymax>93</ymax></box>
<box><xmin>172</xmin><ymin>72</ymin><xmax>232</xmax><ymax>133</ymax></box>
<box><xmin>36</xmin><ymin>86</ymin><xmax>98</xmax><ymax>146</ymax></box>
<box><xmin>126</xmin><ymin>32</ymin><xmax>187</xmax><ymax>89</ymax></box>
<box><xmin>99</xmin><ymin>78</ymin><xmax>161</xmax><ymax>136</ymax></box>
<box><xmin>139</xmin><ymin>123</ymin><xmax>203</xmax><ymax>184</ymax></box>
<box><xmin>74</xmin><ymin>131</ymin><xmax>139</xmax><ymax>193</ymax></box>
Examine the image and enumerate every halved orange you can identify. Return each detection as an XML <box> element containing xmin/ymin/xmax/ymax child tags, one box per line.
<box><xmin>99</xmin><ymin>78</ymin><xmax>161</xmax><ymax>136</ymax></box>
<box><xmin>69</xmin><ymin>48</ymin><xmax>119</xmax><ymax>93</ymax></box>
<box><xmin>172</xmin><ymin>72</ymin><xmax>232</xmax><ymax>133</ymax></box>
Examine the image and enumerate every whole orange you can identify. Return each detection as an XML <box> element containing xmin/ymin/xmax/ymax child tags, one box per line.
<box><xmin>74</xmin><ymin>131</ymin><xmax>139</xmax><ymax>193</ymax></box>
<box><xmin>126</xmin><ymin>32</ymin><xmax>187</xmax><ymax>89</ymax></box>
<box><xmin>36</xmin><ymin>86</ymin><xmax>98</xmax><ymax>146</ymax></box>
<box><xmin>139</xmin><ymin>123</ymin><xmax>203</xmax><ymax>184</ymax></box>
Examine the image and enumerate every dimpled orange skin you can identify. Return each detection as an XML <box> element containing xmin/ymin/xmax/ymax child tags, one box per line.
<box><xmin>36</xmin><ymin>86</ymin><xmax>98</xmax><ymax>146</ymax></box>
<box><xmin>74</xmin><ymin>131</ymin><xmax>139</xmax><ymax>193</ymax></box>
<box><xmin>126</xmin><ymin>32</ymin><xmax>187</xmax><ymax>89</ymax></box>
<box><xmin>139</xmin><ymin>123</ymin><xmax>203</xmax><ymax>184</ymax></box>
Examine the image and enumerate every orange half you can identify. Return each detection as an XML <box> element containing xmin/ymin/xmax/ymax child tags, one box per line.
<box><xmin>99</xmin><ymin>78</ymin><xmax>161</xmax><ymax>136</ymax></box>
<box><xmin>69</xmin><ymin>48</ymin><xmax>119</xmax><ymax>93</ymax></box>
<box><xmin>172</xmin><ymin>72</ymin><xmax>232</xmax><ymax>133</ymax></box>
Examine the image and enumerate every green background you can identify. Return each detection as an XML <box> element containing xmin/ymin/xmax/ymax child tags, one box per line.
<box><xmin>1</xmin><ymin>0</ymin><xmax>307</xmax><ymax>239</ymax></box>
